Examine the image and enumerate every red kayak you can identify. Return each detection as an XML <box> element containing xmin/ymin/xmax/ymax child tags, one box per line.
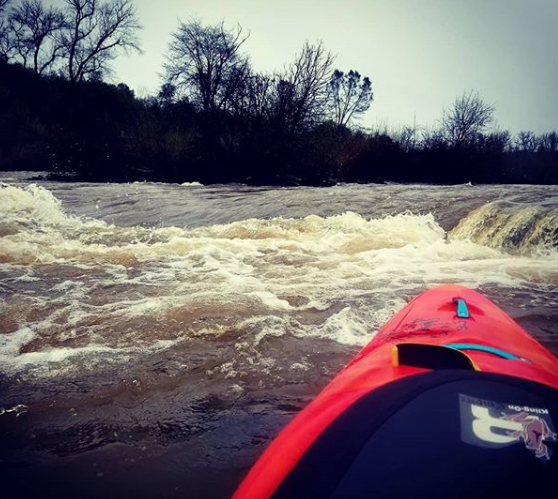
<box><xmin>232</xmin><ymin>285</ymin><xmax>558</xmax><ymax>499</ymax></box>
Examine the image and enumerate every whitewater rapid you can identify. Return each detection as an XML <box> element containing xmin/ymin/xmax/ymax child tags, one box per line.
<box><xmin>0</xmin><ymin>177</ymin><xmax>557</xmax><ymax>499</ymax></box>
<box><xmin>1</xmin><ymin>181</ymin><xmax>556</xmax><ymax>376</ymax></box>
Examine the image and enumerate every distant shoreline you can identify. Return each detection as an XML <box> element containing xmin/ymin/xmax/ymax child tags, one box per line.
<box><xmin>1</xmin><ymin>170</ymin><xmax>556</xmax><ymax>189</ymax></box>
<box><xmin>1</xmin><ymin>61</ymin><xmax>557</xmax><ymax>187</ymax></box>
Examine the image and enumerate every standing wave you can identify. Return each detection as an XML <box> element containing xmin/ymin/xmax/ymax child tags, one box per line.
<box><xmin>449</xmin><ymin>201</ymin><xmax>558</xmax><ymax>255</ymax></box>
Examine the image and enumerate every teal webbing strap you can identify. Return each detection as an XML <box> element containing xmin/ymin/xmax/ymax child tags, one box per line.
<box><xmin>454</xmin><ymin>298</ymin><xmax>470</xmax><ymax>318</ymax></box>
<box><xmin>444</xmin><ymin>343</ymin><xmax>528</xmax><ymax>361</ymax></box>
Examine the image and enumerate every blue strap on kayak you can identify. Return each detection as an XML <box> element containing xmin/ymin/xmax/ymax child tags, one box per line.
<box><xmin>454</xmin><ymin>298</ymin><xmax>470</xmax><ymax>318</ymax></box>
<box><xmin>444</xmin><ymin>343</ymin><xmax>528</xmax><ymax>361</ymax></box>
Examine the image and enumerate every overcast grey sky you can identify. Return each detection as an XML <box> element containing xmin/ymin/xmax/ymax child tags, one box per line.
<box><xmin>49</xmin><ymin>0</ymin><xmax>558</xmax><ymax>134</ymax></box>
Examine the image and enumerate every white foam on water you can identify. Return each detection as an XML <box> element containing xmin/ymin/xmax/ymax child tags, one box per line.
<box><xmin>0</xmin><ymin>183</ymin><xmax>105</xmax><ymax>231</ymax></box>
<box><xmin>16</xmin><ymin>344</ymin><xmax>118</xmax><ymax>364</ymax></box>
<box><xmin>2</xmin><ymin>184</ymin><xmax>557</xmax><ymax>377</ymax></box>
<box><xmin>0</xmin><ymin>327</ymin><xmax>36</xmax><ymax>360</ymax></box>
<box><xmin>0</xmin><ymin>404</ymin><xmax>28</xmax><ymax>417</ymax></box>
<box><xmin>0</xmin><ymin>329</ymin><xmax>181</xmax><ymax>377</ymax></box>
<box><xmin>15</xmin><ymin>273</ymin><xmax>41</xmax><ymax>283</ymax></box>
<box><xmin>245</xmin><ymin>291</ymin><xmax>293</xmax><ymax>311</ymax></box>
<box><xmin>180</xmin><ymin>182</ymin><xmax>203</xmax><ymax>187</ymax></box>
<box><xmin>290</xmin><ymin>362</ymin><xmax>310</xmax><ymax>371</ymax></box>
<box><xmin>450</xmin><ymin>200</ymin><xmax>558</xmax><ymax>255</ymax></box>
<box><xmin>307</xmin><ymin>306</ymin><xmax>372</xmax><ymax>346</ymax></box>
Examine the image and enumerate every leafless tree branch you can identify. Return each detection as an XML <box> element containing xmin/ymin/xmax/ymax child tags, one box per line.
<box><xmin>62</xmin><ymin>0</ymin><xmax>141</xmax><ymax>82</ymax></box>
<box><xmin>328</xmin><ymin>69</ymin><xmax>373</xmax><ymax>127</ymax></box>
<box><xmin>440</xmin><ymin>90</ymin><xmax>495</xmax><ymax>147</ymax></box>
<box><xmin>274</xmin><ymin>41</ymin><xmax>335</xmax><ymax>133</ymax></box>
<box><xmin>3</xmin><ymin>0</ymin><xmax>66</xmax><ymax>74</ymax></box>
<box><xmin>164</xmin><ymin>20</ymin><xmax>250</xmax><ymax>114</ymax></box>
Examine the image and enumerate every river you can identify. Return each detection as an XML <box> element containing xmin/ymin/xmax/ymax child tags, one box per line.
<box><xmin>1</xmin><ymin>173</ymin><xmax>557</xmax><ymax>498</ymax></box>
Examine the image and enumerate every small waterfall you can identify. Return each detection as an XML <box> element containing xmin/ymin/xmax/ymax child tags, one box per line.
<box><xmin>450</xmin><ymin>201</ymin><xmax>558</xmax><ymax>255</ymax></box>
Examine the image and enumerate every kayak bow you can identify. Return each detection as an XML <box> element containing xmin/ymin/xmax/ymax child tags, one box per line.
<box><xmin>232</xmin><ymin>285</ymin><xmax>558</xmax><ymax>499</ymax></box>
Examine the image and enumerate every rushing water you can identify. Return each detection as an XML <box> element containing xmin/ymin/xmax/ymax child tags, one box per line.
<box><xmin>1</xmin><ymin>173</ymin><xmax>557</xmax><ymax>499</ymax></box>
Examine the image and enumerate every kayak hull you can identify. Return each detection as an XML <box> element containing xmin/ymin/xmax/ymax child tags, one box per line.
<box><xmin>232</xmin><ymin>285</ymin><xmax>558</xmax><ymax>499</ymax></box>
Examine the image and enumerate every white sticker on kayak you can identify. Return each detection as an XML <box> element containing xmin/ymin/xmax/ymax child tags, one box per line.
<box><xmin>459</xmin><ymin>394</ymin><xmax>557</xmax><ymax>462</ymax></box>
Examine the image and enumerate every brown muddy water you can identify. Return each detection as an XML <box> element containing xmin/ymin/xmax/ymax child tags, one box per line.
<box><xmin>1</xmin><ymin>173</ymin><xmax>557</xmax><ymax>498</ymax></box>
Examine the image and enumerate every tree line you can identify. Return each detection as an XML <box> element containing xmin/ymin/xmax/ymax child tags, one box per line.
<box><xmin>0</xmin><ymin>0</ymin><xmax>140</xmax><ymax>81</ymax></box>
<box><xmin>0</xmin><ymin>0</ymin><xmax>556</xmax><ymax>185</ymax></box>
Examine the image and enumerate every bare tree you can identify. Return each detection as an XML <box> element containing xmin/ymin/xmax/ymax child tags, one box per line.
<box><xmin>157</xmin><ymin>82</ymin><xmax>177</xmax><ymax>106</ymax></box>
<box><xmin>62</xmin><ymin>0</ymin><xmax>141</xmax><ymax>83</ymax></box>
<box><xmin>440</xmin><ymin>90</ymin><xmax>495</xmax><ymax>147</ymax></box>
<box><xmin>538</xmin><ymin>131</ymin><xmax>558</xmax><ymax>152</ymax></box>
<box><xmin>164</xmin><ymin>20</ymin><xmax>251</xmax><ymax>114</ymax></box>
<box><xmin>0</xmin><ymin>0</ymin><xmax>11</xmax><ymax>22</ymax></box>
<box><xmin>0</xmin><ymin>0</ymin><xmax>12</xmax><ymax>25</ymax></box>
<box><xmin>0</xmin><ymin>0</ymin><xmax>14</xmax><ymax>61</ymax></box>
<box><xmin>276</xmin><ymin>41</ymin><xmax>335</xmax><ymax>133</ymax></box>
<box><xmin>421</xmin><ymin>127</ymin><xmax>448</xmax><ymax>150</ymax></box>
<box><xmin>477</xmin><ymin>130</ymin><xmax>511</xmax><ymax>154</ymax></box>
<box><xmin>231</xmin><ymin>72</ymin><xmax>275</xmax><ymax>121</ymax></box>
<box><xmin>328</xmin><ymin>69</ymin><xmax>373</xmax><ymax>127</ymax></box>
<box><xmin>5</xmin><ymin>0</ymin><xmax>66</xmax><ymax>74</ymax></box>
<box><xmin>395</xmin><ymin>124</ymin><xmax>420</xmax><ymax>153</ymax></box>
<box><xmin>515</xmin><ymin>131</ymin><xmax>538</xmax><ymax>152</ymax></box>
